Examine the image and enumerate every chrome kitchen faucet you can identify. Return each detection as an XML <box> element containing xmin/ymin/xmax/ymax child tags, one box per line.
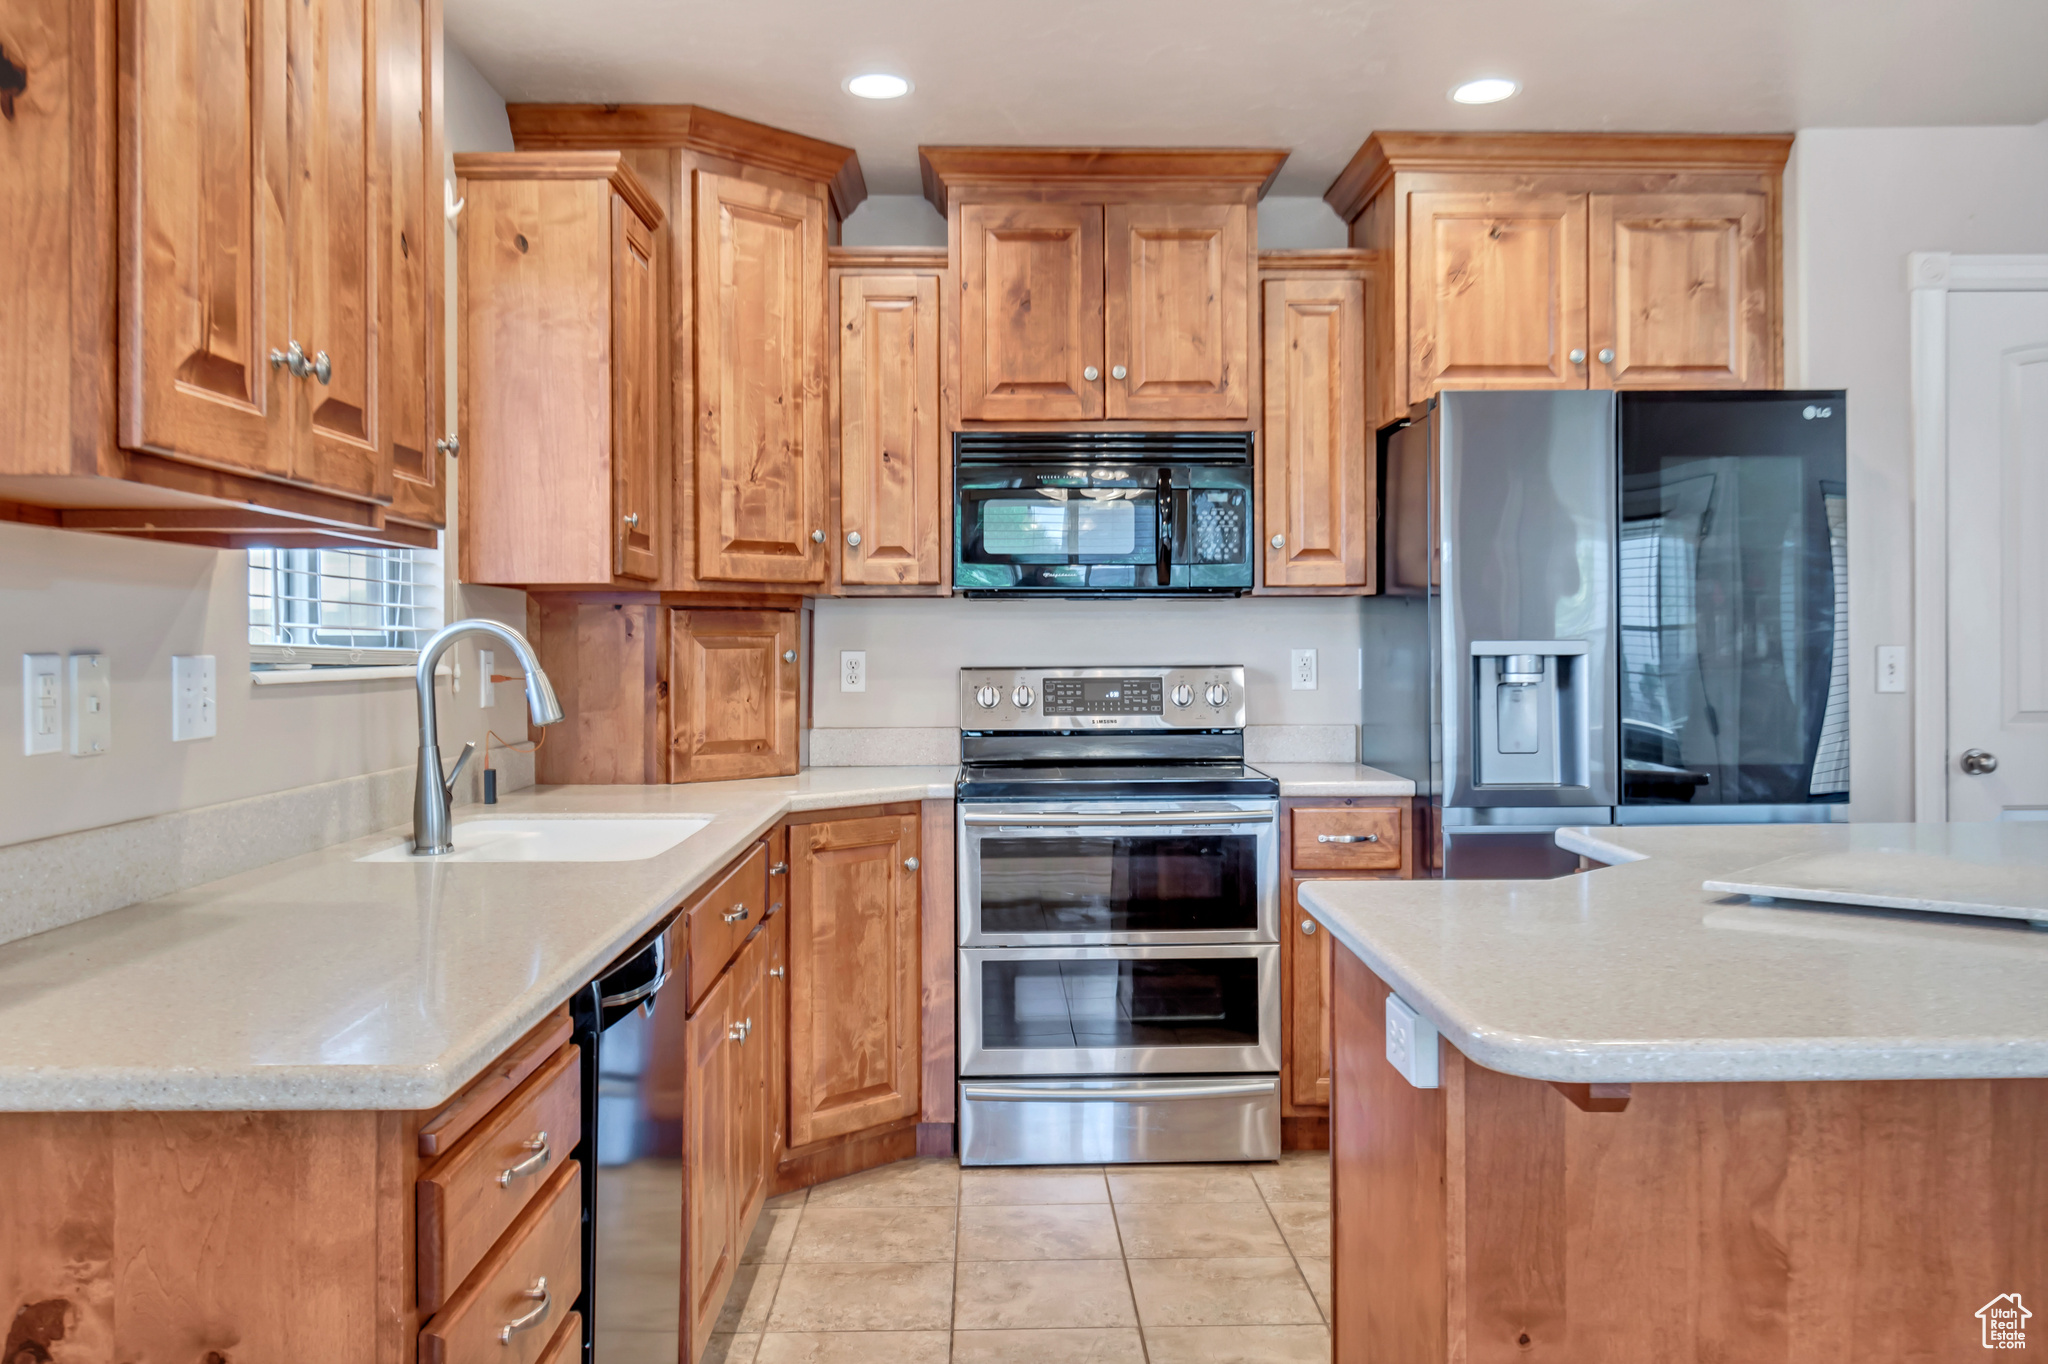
<box><xmin>411</xmin><ymin>620</ymin><xmax>564</xmax><ymax>854</ymax></box>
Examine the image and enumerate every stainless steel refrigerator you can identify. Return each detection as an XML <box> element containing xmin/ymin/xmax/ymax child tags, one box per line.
<box><xmin>1363</xmin><ymin>389</ymin><xmax>1850</xmax><ymax>878</ymax></box>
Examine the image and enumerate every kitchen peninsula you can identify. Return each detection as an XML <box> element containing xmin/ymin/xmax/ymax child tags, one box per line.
<box><xmin>1299</xmin><ymin>823</ymin><xmax>2048</xmax><ymax>1363</ymax></box>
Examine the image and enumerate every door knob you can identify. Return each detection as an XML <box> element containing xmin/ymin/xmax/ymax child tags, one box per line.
<box><xmin>1112</xmin><ymin>365</ymin><xmax>1127</xmax><ymax>380</ymax></box>
<box><xmin>1300</xmin><ymin>918</ymin><xmax>1317</xmax><ymax>936</ymax></box>
<box><xmin>1270</xmin><ymin>533</ymin><xmax>1285</xmax><ymax>550</ymax></box>
<box><xmin>1960</xmin><ymin>749</ymin><xmax>1999</xmax><ymax>775</ymax></box>
<box><xmin>811</xmin><ymin>529</ymin><xmax>826</xmax><ymax>544</ymax></box>
<box><xmin>1083</xmin><ymin>366</ymin><xmax>1100</xmax><ymax>382</ymax></box>
<box><xmin>1568</xmin><ymin>349</ymin><xmax>1587</xmax><ymax>365</ymax></box>
<box><xmin>846</xmin><ymin>530</ymin><xmax>862</xmax><ymax>548</ymax></box>
<box><xmin>1597</xmin><ymin>348</ymin><xmax>1616</xmax><ymax>365</ymax></box>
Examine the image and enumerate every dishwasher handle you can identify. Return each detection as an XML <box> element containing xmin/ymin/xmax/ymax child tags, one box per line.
<box><xmin>599</xmin><ymin>929</ymin><xmax>673</xmax><ymax>1013</ymax></box>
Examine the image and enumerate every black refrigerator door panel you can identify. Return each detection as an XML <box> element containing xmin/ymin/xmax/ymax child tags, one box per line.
<box><xmin>1617</xmin><ymin>392</ymin><xmax>1849</xmax><ymax>810</ymax></box>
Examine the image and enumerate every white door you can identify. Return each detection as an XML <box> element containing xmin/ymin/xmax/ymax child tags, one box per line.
<box><xmin>1946</xmin><ymin>291</ymin><xmax>2048</xmax><ymax>820</ymax></box>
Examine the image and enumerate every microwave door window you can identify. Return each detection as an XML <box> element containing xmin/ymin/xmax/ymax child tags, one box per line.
<box><xmin>966</xmin><ymin>490</ymin><xmax>1149</xmax><ymax>564</ymax></box>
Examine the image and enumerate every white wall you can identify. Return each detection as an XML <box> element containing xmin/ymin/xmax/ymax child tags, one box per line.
<box><xmin>0</xmin><ymin>42</ymin><xmax>528</xmax><ymax>851</ymax></box>
<box><xmin>1786</xmin><ymin>121</ymin><xmax>2048</xmax><ymax>821</ymax></box>
<box><xmin>839</xmin><ymin>193</ymin><xmax>1348</xmax><ymax>250</ymax></box>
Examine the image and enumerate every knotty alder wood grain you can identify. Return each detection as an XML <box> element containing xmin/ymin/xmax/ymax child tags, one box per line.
<box><xmin>1330</xmin><ymin>946</ymin><xmax>2048</xmax><ymax>1363</ymax></box>
<box><xmin>1410</xmin><ymin>190</ymin><xmax>1590</xmax><ymax>398</ymax></box>
<box><xmin>612</xmin><ymin>199</ymin><xmax>662</xmax><ymax>579</ymax></box>
<box><xmin>530</xmin><ymin>596</ymin><xmax>667</xmax><ymax>786</ymax></box>
<box><xmin>686</xmin><ymin>963</ymin><xmax>741</xmax><ymax>1359</ymax></box>
<box><xmin>667</xmin><ymin>608</ymin><xmax>800</xmax><ymax>781</ymax></box>
<box><xmin>1285</xmin><ymin>882</ymin><xmax>1335</xmax><ymax>1111</ymax></box>
<box><xmin>1588</xmin><ymin>190</ymin><xmax>1771</xmax><ymax>389</ymax></box>
<box><xmin>837</xmin><ymin>272</ymin><xmax>943</xmax><ymax>585</ymax></box>
<box><xmin>919</xmin><ymin>798</ymin><xmax>959</xmax><ymax>1136</ymax></box>
<box><xmin>1105</xmin><ymin>201</ymin><xmax>1251</xmax><ymax>420</ymax></box>
<box><xmin>1261</xmin><ymin>275</ymin><xmax>1370</xmax><ymax>589</ymax></box>
<box><xmin>378</xmin><ymin>0</ymin><xmax>446</xmax><ymax>528</ymax></box>
<box><xmin>684</xmin><ymin>840</ymin><xmax>771</xmax><ymax>1010</ymax></box>
<box><xmin>419</xmin><ymin>1159</ymin><xmax>582</xmax><ymax>1364</ymax></box>
<box><xmin>958</xmin><ymin>201</ymin><xmax>1106</xmax><ymax>421</ymax></box>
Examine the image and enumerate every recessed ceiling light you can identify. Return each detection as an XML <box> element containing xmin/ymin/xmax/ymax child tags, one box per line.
<box><xmin>846</xmin><ymin>73</ymin><xmax>911</xmax><ymax>100</ymax></box>
<box><xmin>1450</xmin><ymin>77</ymin><xmax>1519</xmax><ymax>105</ymax></box>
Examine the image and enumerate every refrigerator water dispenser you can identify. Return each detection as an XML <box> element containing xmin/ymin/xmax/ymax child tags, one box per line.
<box><xmin>1471</xmin><ymin>641</ymin><xmax>1591</xmax><ymax>789</ymax></box>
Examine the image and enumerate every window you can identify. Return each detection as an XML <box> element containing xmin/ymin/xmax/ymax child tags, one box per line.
<box><xmin>248</xmin><ymin>546</ymin><xmax>443</xmax><ymax>668</ymax></box>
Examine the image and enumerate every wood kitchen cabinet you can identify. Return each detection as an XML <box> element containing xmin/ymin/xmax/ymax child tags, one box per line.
<box><xmin>0</xmin><ymin>0</ymin><xmax>444</xmax><ymax>545</ymax></box>
<box><xmin>1326</xmin><ymin>133</ymin><xmax>1790</xmax><ymax>427</ymax></box>
<box><xmin>832</xmin><ymin>255</ymin><xmax>947</xmax><ymax>589</ymax></box>
<box><xmin>786</xmin><ymin>812</ymin><xmax>923</xmax><ymax>1147</ymax></box>
<box><xmin>958</xmin><ymin>202</ymin><xmax>1107</xmax><ymax>421</ymax></box>
<box><xmin>667</xmin><ymin>608</ymin><xmax>801</xmax><ymax>781</ymax></box>
<box><xmin>456</xmin><ymin>152</ymin><xmax>664</xmax><ymax>587</ymax></box>
<box><xmin>1106</xmin><ymin>202</ymin><xmax>1252</xmax><ymax>420</ymax></box>
<box><xmin>685</xmin><ymin>961</ymin><xmax>742</xmax><ymax>1357</ymax></box>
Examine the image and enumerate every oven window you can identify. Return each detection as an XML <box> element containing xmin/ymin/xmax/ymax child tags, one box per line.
<box><xmin>980</xmin><ymin>957</ymin><xmax>1263</xmax><ymax>1049</ymax></box>
<box><xmin>977</xmin><ymin>834</ymin><xmax>1259</xmax><ymax>935</ymax></box>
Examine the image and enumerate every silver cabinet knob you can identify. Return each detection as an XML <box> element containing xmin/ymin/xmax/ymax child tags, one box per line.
<box><xmin>1270</xmin><ymin>533</ymin><xmax>1285</xmax><ymax>550</ymax></box>
<box><xmin>1083</xmin><ymin>366</ymin><xmax>1100</xmax><ymax>382</ymax></box>
<box><xmin>975</xmin><ymin>684</ymin><xmax>1001</xmax><ymax>709</ymax></box>
<box><xmin>310</xmin><ymin>350</ymin><xmax>332</xmax><ymax>385</ymax></box>
<box><xmin>904</xmin><ymin>856</ymin><xmax>920</xmax><ymax>871</ymax></box>
<box><xmin>1012</xmin><ymin>684</ymin><xmax>1035</xmax><ymax>711</ymax></box>
<box><xmin>270</xmin><ymin>340</ymin><xmax>311</xmax><ymax>377</ymax></box>
<box><xmin>769</xmin><ymin>966</ymin><xmax>785</xmax><ymax>978</ymax></box>
<box><xmin>811</xmin><ymin>529</ymin><xmax>826</xmax><ymax>544</ymax></box>
<box><xmin>1301</xmin><ymin>917</ymin><xmax>1317</xmax><ymax>936</ymax></box>
<box><xmin>769</xmin><ymin>861</ymin><xmax>788</xmax><ymax>876</ymax></box>
<box><xmin>1597</xmin><ymin>348</ymin><xmax>1616</xmax><ymax>365</ymax></box>
<box><xmin>1112</xmin><ymin>365</ymin><xmax>1127</xmax><ymax>380</ymax></box>
<box><xmin>1568</xmin><ymin>349</ymin><xmax>1587</xmax><ymax>365</ymax></box>
<box><xmin>623</xmin><ymin>512</ymin><xmax>639</xmax><ymax>528</ymax></box>
<box><xmin>782</xmin><ymin>650</ymin><xmax>797</xmax><ymax>663</ymax></box>
<box><xmin>1960</xmin><ymin>749</ymin><xmax>1999</xmax><ymax>775</ymax></box>
<box><xmin>1205</xmin><ymin>681</ymin><xmax>1230</xmax><ymax>707</ymax></box>
<box><xmin>436</xmin><ymin>434</ymin><xmax>461</xmax><ymax>456</ymax></box>
<box><xmin>1170</xmin><ymin>683</ymin><xmax>1194</xmax><ymax>708</ymax></box>
<box><xmin>846</xmin><ymin>530</ymin><xmax>862</xmax><ymax>548</ymax></box>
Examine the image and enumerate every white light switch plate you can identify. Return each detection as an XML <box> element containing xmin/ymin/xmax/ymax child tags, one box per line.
<box><xmin>22</xmin><ymin>654</ymin><xmax>61</xmax><ymax>756</ymax></box>
<box><xmin>1876</xmin><ymin>645</ymin><xmax>1907</xmax><ymax>694</ymax></box>
<box><xmin>1291</xmin><ymin>648</ymin><xmax>1317</xmax><ymax>690</ymax></box>
<box><xmin>171</xmin><ymin>654</ymin><xmax>217</xmax><ymax>741</ymax></box>
<box><xmin>840</xmin><ymin>650</ymin><xmax>866</xmax><ymax>693</ymax></box>
<box><xmin>1385</xmin><ymin>992</ymin><xmax>1440</xmax><ymax>1089</ymax></box>
<box><xmin>69</xmin><ymin>652</ymin><xmax>111</xmax><ymax>757</ymax></box>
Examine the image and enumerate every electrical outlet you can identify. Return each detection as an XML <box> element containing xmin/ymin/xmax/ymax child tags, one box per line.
<box><xmin>1385</xmin><ymin>993</ymin><xmax>1440</xmax><ymax>1089</ymax></box>
<box><xmin>69</xmin><ymin>653</ymin><xmax>111</xmax><ymax>757</ymax></box>
<box><xmin>1291</xmin><ymin>648</ymin><xmax>1318</xmax><ymax>690</ymax></box>
<box><xmin>840</xmin><ymin>650</ymin><xmax>867</xmax><ymax>693</ymax></box>
<box><xmin>1876</xmin><ymin>645</ymin><xmax>1907</xmax><ymax>694</ymax></box>
<box><xmin>478</xmin><ymin>650</ymin><xmax>496</xmax><ymax>709</ymax></box>
<box><xmin>171</xmin><ymin>654</ymin><xmax>216</xmax><ymax>742</ymax></box>
<box><xmin>22</xmin><ymin>654</ymin><xmax>61</xmax><ymax>756</ymax></box>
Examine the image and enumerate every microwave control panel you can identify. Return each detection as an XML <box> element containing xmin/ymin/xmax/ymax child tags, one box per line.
<box><xmin>959</xmin><ymin>666</ymin><xmax>1245</xmax><ymax>731</ymax></box>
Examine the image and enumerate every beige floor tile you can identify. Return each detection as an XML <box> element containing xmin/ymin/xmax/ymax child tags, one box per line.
<box><xmin>597</xmin><ymin>1328</ymin><xmax>687</xmax><ymax>1364</ymax></box>
<box><xmin>703</xmin><ymin>1335</ymin><xmax>762</xmax><ymax>1364</ymax></box>
<box><xmin>788</xmin><ymin>1206</ymin><xmax>957</xmax><ymax>1263</ymax></box>
<box><xmin>768</xmin><ymin>1187</ymin><xmax>811</xmax><ymax>1210</ymax></box>
<box><xmin>1108</xmin><ymin>1165</ymin><xmax>1264</xmax><ymax>1205</ymax></box>
<box><xmin>716</xmin><ymin>1261</ymin><xmax>785</xmax><ymax>1334</ymax></box>
<box><xmin>957</xmin><ymin>1203</ymin><xmax>1124</xmax><ymax>1260</ymax></box>
<box><xmin>959</xmin><ymin>1166</ymin><xmax>1109</xmax><ymax>1206</ymax></box>
<box><xmin>1265</xmin><ymin>1204</ymin><xmax>1330</xmax><ymax>1259</ymax></box>
<box><xmin>1114</xmin><ymin>1201</ymin><xmax>1289</xmax><ymax>1259</ymax></box>
<box><xmin>765</xmin><ymin>1261</ymin><xmax>955</xmax><ymax>1332</ymax></box>
<box><xmin>953</xmin><ymin>1259</ymin><xmax>1138</xmax><ymax>1330</ymax></box>
<box><xmin>952</xmin><ymin>1327</ymin><xmax>1148</xmax><ymax>1363</ymax></box>
<box><xmin>743</xmin><ymin>1203</ymin><xmax>805</xmax><ymax>1264</ymax></box>
<box><xmin>1126</xmin><ymin>1258</ymin><xmax>1323</xmax><ymax>1328</ymax></box>
<box><xmin>755</xmin><ymin>1330</ymin><xmax>951</xmax><ymax>1363</ymax></box>
<box><xmin>1250</xmin><ymin>1153</ymin><xmax>1329</xmax><ymax>1205</ymax></box>
<box><xmin>804</xmin><ymin>1157</ymin><xmax>961</xmax><ymax>1208</ymax></box>
<box><xmin>1143</xmin><ymin>1324</ymin><xmax>1332</xmax><ymax>1363</ymax></box>
<box><xmin>1295</xmin><ymin>1257</ymin><xmax>1331</xmax><ymax>1321</ymax></box>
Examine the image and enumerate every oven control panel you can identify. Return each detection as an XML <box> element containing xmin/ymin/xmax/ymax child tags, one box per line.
<box><xmin>960</xmin><ymin>666</ymin><xmax>1246</xmax><ymax>730</ymax></box>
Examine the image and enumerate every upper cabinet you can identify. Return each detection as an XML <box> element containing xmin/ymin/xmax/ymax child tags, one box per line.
<box><xmin>923</xmin><ymin>148</ymin><xmax>1285</xmax><ymax>425</ymax></box>
<box><xmin>1326</xmin><ymin>133</ymin><xmax>1791</xmax><ymax>427</ymax></box>
<box><xmin>1</xmin><ymin>0</ymin><xmax>444</xmax><ymax>545</ymax></box>
<box><xmin>455</xmin><ymin>153</ymin><xmax>664</xmax><ymax>588</ymax></box>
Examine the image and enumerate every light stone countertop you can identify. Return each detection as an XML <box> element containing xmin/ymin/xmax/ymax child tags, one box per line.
<box><xmin>0</xmin><ymin>768</ymin><xmax>956</xmax><ymax>1113</ymax></box>
<box><xmin>1298</xmin><ymin>822</ymin><xmax>2048</xmax><ymax>1085</ymax></box>
<box><xmin>1255</xmin><ymin>763</ymin><xmax>1415</xmax><ymax>797</ymax></box>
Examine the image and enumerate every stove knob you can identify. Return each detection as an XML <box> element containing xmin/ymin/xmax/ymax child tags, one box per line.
<box><xmin>1170</xmin><ymin>683</ymin><xmax>1195</xmax><ymax>708</ymax></box>
<box><xmin>1205</xmin><ymin>681</ymin><xmax>1231</xmax><ymax>708</ymax></box>
<box><xmin>1012</xmin><ymin>684</ymin><xmax>1036</xmax><ymax>711</ymax></box>
<box><xmin>974</xmin><ymin>684</ymin><xmax>1001</xmax><ymax>710</ymax></box>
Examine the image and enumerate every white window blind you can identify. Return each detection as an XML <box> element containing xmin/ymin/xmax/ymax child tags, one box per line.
<box><xmin>248</xmin><ymin>546</ymin><xmax>443</xmax><ymax>668</ymax></box>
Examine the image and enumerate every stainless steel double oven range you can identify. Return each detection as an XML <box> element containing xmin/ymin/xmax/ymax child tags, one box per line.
<box><xmin>955</xmin><ymin>666</ymin><xmax>1283</xmax><ymax>1165</ymax></box>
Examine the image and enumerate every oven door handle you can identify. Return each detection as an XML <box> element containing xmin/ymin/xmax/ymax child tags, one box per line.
<box><xmin>962</xmin><ymin>1079</ymin><xmax>1278</xmax><ymax>1103</ymax></box>
<box><xmin>962</xmin><ymin>810</ymin><xmax>1273</xmax><ymax>828</ymax></box>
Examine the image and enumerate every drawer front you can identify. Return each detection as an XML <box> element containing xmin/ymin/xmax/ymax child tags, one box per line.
<box><xmin>1291</xmin><ymin>805</ymin><xmax>1403</xmax><ymax>871</ymax></box>
<box><xmin>535</xmin><ymin>1312</ymin><xmax>582</xmax><ymax>1364</ymax></box>
<box><xmin>419</xmin><ymin>1042</ymin><xmax>583</xmax><ymax>1312</ymax></box>
<box><xmin>420</xmin><ymin>1160</ymin><xmax>583</xmax><ymax>1364</ymax></box>
<box><xmin>687</xmin><ymin>840</ymin><xmax>769</xmax><ymax>1010</ymax></box>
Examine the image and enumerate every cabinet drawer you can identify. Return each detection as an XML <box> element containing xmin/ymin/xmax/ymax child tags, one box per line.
<box><xmin>419</xmin><ymin>1042</ymin><xmax>583</xmax><ymax>1312</ymax></box>
<box><xmin>535</xmin><ymin>1312</ymin><xmax>582</xmax><ymax>1364</ymax></box>
<box><xmin>421</xmin><ymin>1160</ymin><xmax>583</xmax><ymax>1364</ymax></box>
<box><xmin>687</xmin><ymin>841</ymin><xmax>770</xmax><ymax>1010</ymax></box>
<box><xmin>1292</xmin><ymin>806</ymin><xmax>1404</xmax><ymax>871</ymax></box>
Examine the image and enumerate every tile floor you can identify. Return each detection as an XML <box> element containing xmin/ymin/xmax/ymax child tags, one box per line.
<box><xmin>703</xmin><ymin>1150</ymin><xmax>1331</xmax><ymax>1363</ymax></box>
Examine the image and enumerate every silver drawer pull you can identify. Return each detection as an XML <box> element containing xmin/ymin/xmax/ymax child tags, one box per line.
<box><xmin>769</xmin><ymin>861</ymin><xmax>788</xmax><ymax>876</ymax></box>
<box><xmin>723</xmin><ymin>902</ymin><xmax>749</xmax><ymax>923</ymax></box>
<box><xmin>497</xmin><ymin>1133</ymin><xmax>550</xmax><ymax>1187</ymax></box>
<box><xmin>1318</xmin><ymin>833</ymin><xmax>1378</xmax><ymax>843</ymax></box>
<box><xmin>498</xmin><ymin>1278</ymin><xmax>551</xmax><ymax>1343</ymax></box>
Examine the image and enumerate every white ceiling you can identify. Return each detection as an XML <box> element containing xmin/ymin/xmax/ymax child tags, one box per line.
<box><xmin>447</xmin><ymin>0</ymin><xmax>2048</xmax><ymax>199</ymax></box>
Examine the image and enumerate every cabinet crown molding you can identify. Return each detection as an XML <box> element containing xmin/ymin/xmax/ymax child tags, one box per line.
<box><xmin>918</xmin><ymin>146</ymin><xmax>1290</xmax><ymax>214</ymax></box>
<box><xmin>453</xmin><ymin>151</ymin><xmax>666</xmax><ymax>230</ymax></box>
<box><xmin>1323</xmin><ymin>130</ymin><xmax>1795</xmax><ymax>223</ymax></box>
<box><xmin>505</xmin><ymin>104</ymin><xmax>866</xmax><ymax>218</ymax></box>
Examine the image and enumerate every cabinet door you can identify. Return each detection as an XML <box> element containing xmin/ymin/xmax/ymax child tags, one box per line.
<box><xmin>787</xmin><ymin>814</ymin><xmax>922</xmax><ymax>1147</ymax></box>
<box><xmin>958</xmin><ymin>203</ymin><xmax>1104</xmax><ymax>421</ymax></box>
<box><xmin>732</xmin><ymin>930</ymin><xmax>771</xmax><ymax>1234</ymax></box>
<box><xmin>378</xmin><ymin>0</ymin><xmax>443</xmax><ymax>526</ymax></box>
<box><xmin>1262</xmin><ymin>277</ymin><xmax>1369</xmax><ymax>589</ymax></box>
<box><xmin>667</xmin><ymin>609</ymin><xmax>800</xmax><ymax>782</ymax></box>
<box><xmin>1408</xmin><ymin>191</ymin><xmax>1587</xmax><ymax>399</ymax></box>
<box><xmin>612</xmin><ymin>200</ymin><xmax>661</xmax><ymax>580</ymax></box>
<box><xmin>288</xmin><ymin>0</ymin><xmax>386</xmax><ymax>501</ymax></box>
<box><xmin>838</xmin><ymin>273</ymin><xmax>943</xmax><ymax>586</ymax></box>
<box><xmin>763</xmin><ymin>907</ymin><xmax>788</xmax><ymax>1164</ymax></box>
<box><xmin>122</xmin><ymin>0</ymin><xmax>293</xmax><ymax>477</ymax></box>
<box><xmin>695</xmin><ymin>171</ymin><xmax>828</xmax><ymax>583</ymax></box>
<box><xmin>1105</xmin><ymin>203</ymin><xmax>1250</xmax><ymax>419</ymax></box>
<box><xmin>1587</xmin><ymin>191</ymin><xmax>1772</xmax><ymax>390</ymax></box>
<box><xmin>1283</xmin><ymin>883</ymin><xmax>1334</xmax><ymax>1111</ymax></box>
<box><xmin>685</xmin><ymin>969</ymin><xmax>738</xmax><ymax>1359</ymax></box>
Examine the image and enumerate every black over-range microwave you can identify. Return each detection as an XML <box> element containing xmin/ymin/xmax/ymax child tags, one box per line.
<box><xmin>953</xmin><ymin>432</ymin><xmax>1254</xmax><ymax>596</ymax></box>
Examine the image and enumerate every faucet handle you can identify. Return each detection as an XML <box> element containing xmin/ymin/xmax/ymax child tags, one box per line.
<box><xmin>443</xmin><ymin>741</ymin><xmax>477</xmax><ymax>802</ymax></box>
